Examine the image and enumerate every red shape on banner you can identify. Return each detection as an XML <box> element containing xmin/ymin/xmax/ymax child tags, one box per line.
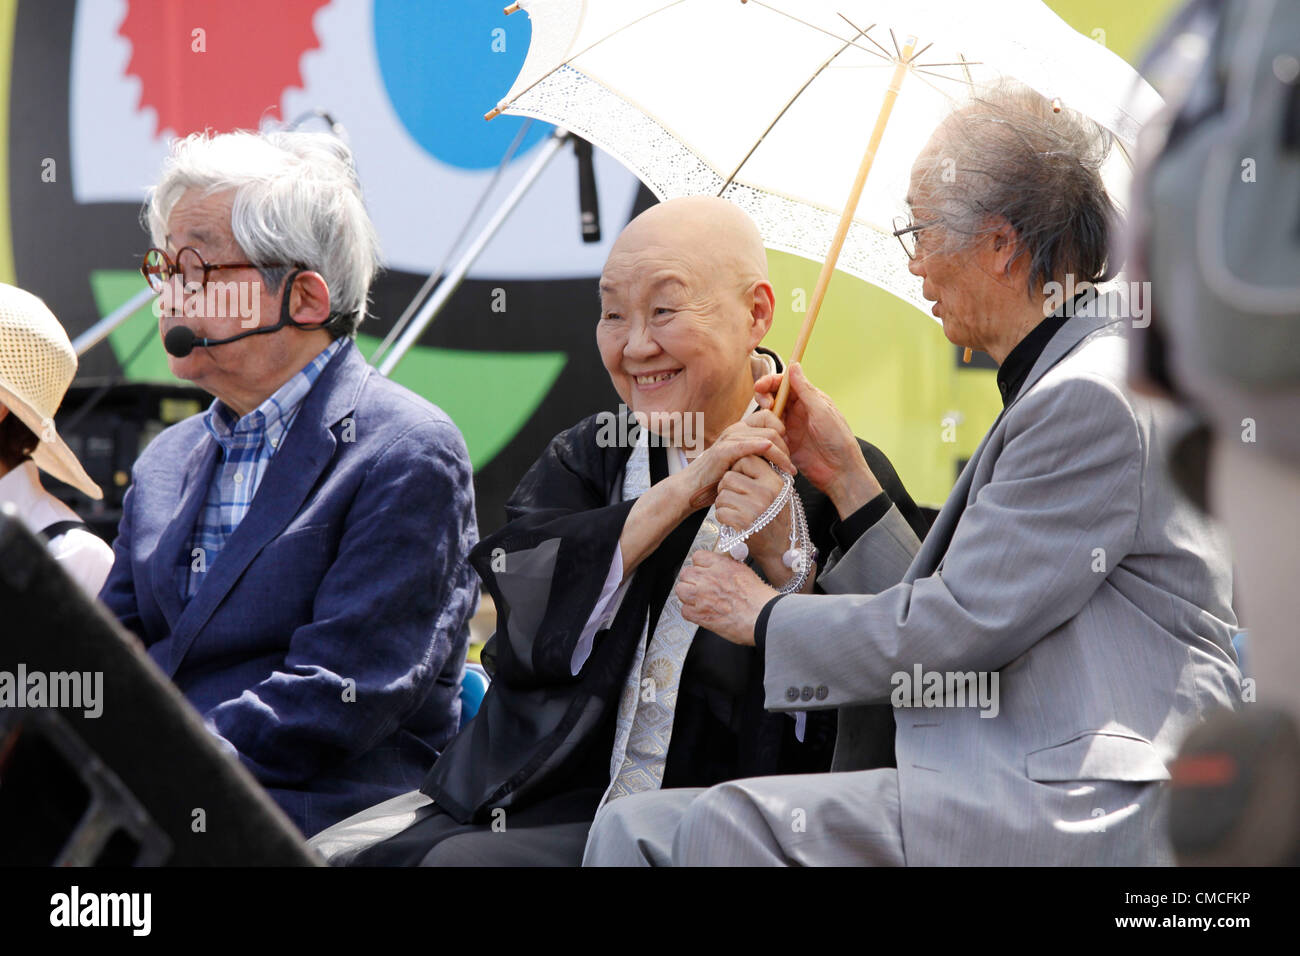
<box><xmin>119</xmin><ymin>0</ymin><xmax>330</xmax><ymax>136</ymax></box>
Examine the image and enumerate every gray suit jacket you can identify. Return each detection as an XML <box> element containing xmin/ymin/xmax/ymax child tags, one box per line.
<box><xmin>764</xmin><ymin>295</ymin><xmax>1241</xmax><ymax>865</ymax></box>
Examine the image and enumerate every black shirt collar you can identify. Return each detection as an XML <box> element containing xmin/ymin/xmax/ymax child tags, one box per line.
<box><xmin>995</xmin><ymin>288</ymin><xmax>1093</xmax><ymax>407</ymax></box>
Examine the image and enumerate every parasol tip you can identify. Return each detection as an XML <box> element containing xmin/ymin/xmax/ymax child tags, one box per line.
<box><xmin>504</xmin><ymin>2</ymin><xmax>521</xmax><ymax>14</ymax></box>
<box><xmin>962</xmin><ymin>347</ymin><xmax>973</xmax><ymax>363</ymax></box>
<box><xmin>485</xmin><ymin>106</ymin><xmax>503</xmax><ymax>121</ymax></box>
<box><xmin>1051</xmin><ymin>97</ymin><xmax>1063</xmax><ymax>113</ymax></box>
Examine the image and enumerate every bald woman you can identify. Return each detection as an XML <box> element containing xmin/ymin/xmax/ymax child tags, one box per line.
<box><xmin>312</xmin><ymin>198</ymin><xmax>927</xmax><ymax>866</ymax></box>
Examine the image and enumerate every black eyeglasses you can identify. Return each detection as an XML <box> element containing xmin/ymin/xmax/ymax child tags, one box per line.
<box><xmin>891</xmin><ymin>216</ymin><xmax>941</xmax><ymax>260</ymax></box>
<box><xmin>140</xmin><ymin>246</ymin><xmax>290</xmax><ymax>292</ymax></box>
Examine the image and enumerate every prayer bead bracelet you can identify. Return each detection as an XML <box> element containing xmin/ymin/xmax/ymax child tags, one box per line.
<box><xmin>715</xmin><ymin>460</ymin><xmax>815</xmax><ymax>594</ymax></box>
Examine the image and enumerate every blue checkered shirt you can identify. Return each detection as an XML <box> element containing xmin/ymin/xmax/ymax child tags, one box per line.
<box><xmin>185</xmin><ymin>337</ymin><xmax>345</xmax><ymax>598</ymax></box>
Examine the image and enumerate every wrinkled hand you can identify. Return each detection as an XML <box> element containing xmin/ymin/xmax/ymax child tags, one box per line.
<box><xmin>753</xmin><ymin>362</ymin><xmax>881</xmax><ymax>514</ymax></box>
<box><xmin>714</xmin><ymin>453</ymin><xmax>791</xmax><ymax>578</ymax></box>
<box><xmin>676</xmin><ymin>549</ymin><xmax>777</xmax><ymax>647</ymax></box>
<box><xmin>679</xmin><ymin>420</ymin><xmax>793</xmax><ymax>512</ymax></box>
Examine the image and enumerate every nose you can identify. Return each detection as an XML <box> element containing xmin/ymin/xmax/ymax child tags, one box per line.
<box><xmin>907</xmin><ymin>254</ymin><xmax>926</xmax><ymax>279</ymax></box>
<box><xmin>623</xmin><ymin>318</ymin><xmax>659</xmax><ymax>361</ymax></box>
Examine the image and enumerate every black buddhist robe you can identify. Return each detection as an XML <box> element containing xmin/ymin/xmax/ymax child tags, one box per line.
<box><xmin>352</xmin><ymin>388</ymin><xmax>927</xmax><ymax>865</ymax></box>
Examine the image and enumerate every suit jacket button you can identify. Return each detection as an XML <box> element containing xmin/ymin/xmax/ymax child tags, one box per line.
<box><xmin>815</xmin><ymin>685</ymin><xmax>828</xmax><ymax>700</ymax></box>
<box><xmin>785</xmin><ymin>686</ymin><xmax>800</xmax><ymax>702</ymax></box>
<box><xmin>800</xmin><ymin>686</ymin><xmax>814</xmax><ymax>702</ymax></box>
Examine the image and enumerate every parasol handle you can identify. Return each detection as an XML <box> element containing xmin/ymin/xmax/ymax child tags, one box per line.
<box><xmin>773</xmin><ymin>36</ymin><xmax>916</xmax><ymax>419</ymax></box>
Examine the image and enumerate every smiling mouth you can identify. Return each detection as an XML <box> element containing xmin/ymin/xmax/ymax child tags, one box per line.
<box><xmin>633</xmin><ymin>369</ymin><xmax>681</xmax><ymax>387</ymax></box>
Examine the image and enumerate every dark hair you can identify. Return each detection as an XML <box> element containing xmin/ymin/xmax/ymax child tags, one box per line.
<box><xmin>914</xmin><ymin>82</ymin><xmax>1121</xmax><ymax>296</ymax></box>
<box><xmin>0</xmin><ymin>412</ymin><xmax>39</xmax><ymax>471</ymax></box>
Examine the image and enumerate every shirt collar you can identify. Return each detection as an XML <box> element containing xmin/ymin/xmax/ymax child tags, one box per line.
<box><xmin>995</xmin><ymin>288</ymin><xmax>1094</xmax><ymax>408</ymax></box>
<box><xmin>203</xmin><ymin>336</ymin><xmax>347</xmax><ymax>450</ymax></box>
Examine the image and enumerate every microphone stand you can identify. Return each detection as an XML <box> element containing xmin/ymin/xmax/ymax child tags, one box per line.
<box><xmin>377</xmin><ymin>126</ymin><xmax>581</xmax><ymax>378</ymax></box>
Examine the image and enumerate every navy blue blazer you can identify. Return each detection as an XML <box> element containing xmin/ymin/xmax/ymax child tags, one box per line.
<box><xmin>99</xmin><ymin>340</ymin><xmax>480</xmax><ymax>836</ymax></box>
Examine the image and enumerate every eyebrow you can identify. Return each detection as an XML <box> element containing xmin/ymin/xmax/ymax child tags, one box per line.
<box><xmin>163</xmin><ymin>227</ymin><xmax>216</xmax><ymax>248</ymax></box>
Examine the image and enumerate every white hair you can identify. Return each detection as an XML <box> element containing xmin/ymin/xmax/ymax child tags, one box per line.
<box><xmin>145</xmin><ymin>130</ymin><xmax>382</xmax><ymax>337</ymax></box>
<box><xmin>911</xmin><ymin>82</ymin><xmax>1118</xmax><ymax>297</ymax></box>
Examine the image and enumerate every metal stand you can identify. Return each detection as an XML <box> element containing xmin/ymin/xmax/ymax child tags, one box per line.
<box><xmin>376</xmin><ymin>126</ymin><xmax>573</xmax><ymax>377</ymax></box>
<box><xmin>71</xmin><ymin>287</ymin><xmax>155</xmax><ymax>357</ymax></box>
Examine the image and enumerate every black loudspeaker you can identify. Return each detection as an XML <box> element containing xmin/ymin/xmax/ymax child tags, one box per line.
<box><xmin>0</xmin><ymin>514</ymin><xmax>319</xmax><ymax>866</ymax></box>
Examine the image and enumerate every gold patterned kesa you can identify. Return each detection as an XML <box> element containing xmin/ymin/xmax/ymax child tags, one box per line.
<box><xmin>646</xmin><ymin>656</ymin><xmax>675</xmax><ymax>691</ymax></box>
<box><xmin>600</xmin><ymin>431</ymin><xmax>724</xmax><ymax>807</ymax></box>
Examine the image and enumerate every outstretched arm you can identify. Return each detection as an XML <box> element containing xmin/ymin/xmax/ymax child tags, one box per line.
<box><xmin>682</xmin><ymin>374</ymin><xmax>1143</xmax><ymax>710</ymax></box>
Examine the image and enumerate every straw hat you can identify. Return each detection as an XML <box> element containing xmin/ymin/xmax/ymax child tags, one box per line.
<box><xmin>0</xmin><ymin>284</ymin><xmax>102</xmax><ymax>499</ymax></box>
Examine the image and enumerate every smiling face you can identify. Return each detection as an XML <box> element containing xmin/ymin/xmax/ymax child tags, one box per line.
<box><xmin>596</xmin><ymin>198</ymin><xmax>773</xmax><ymax>448</ymax></box>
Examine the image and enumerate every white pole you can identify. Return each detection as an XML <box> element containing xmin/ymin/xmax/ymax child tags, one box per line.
<box><xmin>377</xmin><ymin>127</ymin><xmax>571</xmax><ymax>377</ymax></box>
<box><xmin>71</xmin><ymin>287</ymin><xmax>156</xmax><ymax>357</ymax></box>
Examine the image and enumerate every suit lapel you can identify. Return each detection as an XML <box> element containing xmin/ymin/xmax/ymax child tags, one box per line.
<box><xmin>915</xmin><ymin>295</ymin><xmax>1125</xmax><ymax>578</ymax></box>
<box><xmin>163</xmin><ymin>342</ymin><xmax>370</xmax><ymax>677</ymax></box>
<box><xmin>910</xmin><ymin>423</ymin><xmax>996</xmax><ymax>578</ymax></box>
<box><xmin>150</xmin><ymin>432</ymin><xmax>219</xmax><ymax>633</ymax></box>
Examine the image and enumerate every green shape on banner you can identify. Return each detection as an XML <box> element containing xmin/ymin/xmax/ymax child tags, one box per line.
<box><xmin>90</xmin><ymin>270</ymin><xmax>173</xmax><ymax>380</ymax></box>
<box><xmin>355</xmin><ymin>334</ymin><xmax>565</xmax><ymax>468</ymax></box>
<box><xmin>88</xmin><ymin>270</ymin><xmax>565</xmax><ymax>469</ymax></box>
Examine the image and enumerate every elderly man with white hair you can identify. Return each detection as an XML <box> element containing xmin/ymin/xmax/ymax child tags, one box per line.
<box><xmin>98</xmin><ymin>130</ymin><xmax>480</xmax><ymax>837</ymax></box>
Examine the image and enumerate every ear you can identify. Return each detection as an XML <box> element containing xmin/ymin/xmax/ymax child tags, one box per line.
<box><xmin>286</xmin><ymin>271</ymin><xmax>332</xmax><ymax>327</ymax></box>
<box><xmin>984</xmin><ymin>217</ymin><xmax>1023</xmax><ymax>285</ymax></box>
<box><xmin>747</xmin><ymin>279</ymin><xmax>775</xmax><ymax>347</ymax></box>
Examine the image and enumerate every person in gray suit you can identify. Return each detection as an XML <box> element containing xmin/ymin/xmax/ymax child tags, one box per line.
<box><xmin>582</xmin><ymin>84</ymin><xmax>1242</xmax><ymax>867</ymax></box>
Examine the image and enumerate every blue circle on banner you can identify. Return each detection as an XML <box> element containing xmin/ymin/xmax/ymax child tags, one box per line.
<box><xmin>373</xmin><ymin>0</ymin><xmax>551</xmax><ymax>169</ymax></box>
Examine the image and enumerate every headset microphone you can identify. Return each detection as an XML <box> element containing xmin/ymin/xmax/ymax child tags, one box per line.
<box><xmin>162</xmin><ymin>269</ymin><xmax>327</xmax><ymax>358</ymax></box>
<box><xmin>163</xmin><ymin>321</ymin><xmax>294</xmax><ymax>358</ymax></box>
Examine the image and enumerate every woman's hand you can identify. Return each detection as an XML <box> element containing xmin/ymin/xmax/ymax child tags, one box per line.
<box><xmin>714</xmin><ymin>454</ymin><xmax>794</xmax><ymax>584</ymax></box>
<box><xmin>676</xmin><ymin>420</ymin><xmax>793</xmax><ymax>512</ymax></box>
<box><xmin>619</xmin><ymin>422</ymin><xmax>792</xmax><ymax>579</ymax></box>
<box><xmin>752</xmin><ymin>363</ymin><xmax>882</xmax><ymax>518</ymax></box>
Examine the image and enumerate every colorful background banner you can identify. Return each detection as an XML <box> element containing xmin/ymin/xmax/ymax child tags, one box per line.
<box><xmin>0</xmin><ymin>0</ymin><xmax>1178</xmax><ymax>529</ymax></box>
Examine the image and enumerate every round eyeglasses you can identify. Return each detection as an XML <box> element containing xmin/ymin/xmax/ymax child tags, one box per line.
<box><xmin>891</xmin><ymin>216</ymin><xmax>940</xmax><ymax>260</ymax></box>
<box><xmin>140</xmin><ymin>247</ymin><xmax>289</xmax><ymax>292</ymax></box>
